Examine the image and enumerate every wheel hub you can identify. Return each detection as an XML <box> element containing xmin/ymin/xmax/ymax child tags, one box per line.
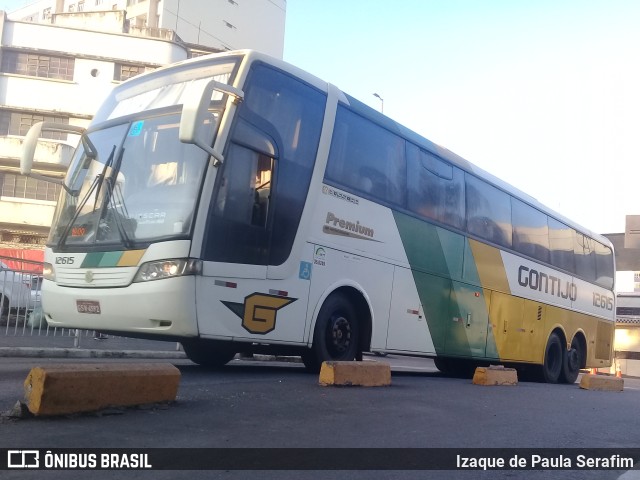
<box><xmin>330</xmin><ymin>316</ymin><xmax>351</xmax><ymax>353</ymax></box>
<box><xmin>567</xmin><ymin>348</ymin><xmax>579</xmax><ymax>371</ymax></box>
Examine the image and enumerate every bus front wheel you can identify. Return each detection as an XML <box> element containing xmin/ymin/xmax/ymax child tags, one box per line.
<box><xmin>182</xmin><ymin>339</ymin><xmax>236</xmax><ymax>368</ymax></box>
<box><xmin>303</xmin><ymin>292</ymin><xmax>359</xmax><ymax>373</ymax></box>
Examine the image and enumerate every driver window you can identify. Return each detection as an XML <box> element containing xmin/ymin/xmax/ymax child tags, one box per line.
<box><xmin>214</xmin><ymin>145</ymin><xmax>274</xmax><ymax>229</ymax></box>
<box><xmin>207</xmin><ymin>140</ymin><xmax>276</xmax><ymax>265</ymax></box>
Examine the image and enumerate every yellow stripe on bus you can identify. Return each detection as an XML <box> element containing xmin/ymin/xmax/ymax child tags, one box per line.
<box><xmin>468</xmin><ymin>239</ymin><xmax>510</xmax><ymax>294</ymax></box>
<box><xmin>117</xmin><ymin>249</ymin><xmax>146</xmax><ymax>267</ymax></box>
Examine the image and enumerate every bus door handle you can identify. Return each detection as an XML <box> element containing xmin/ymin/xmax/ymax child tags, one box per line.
<box><xmin>466</xmin><ymin>313</ymin><xmax>472</xmax><ymax>328</ymax></box>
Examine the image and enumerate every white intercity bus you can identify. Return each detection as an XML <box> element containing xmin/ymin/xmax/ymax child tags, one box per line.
<box><xmin>21</xmin><ymin>50</ymin><xmax>615</xmax><ymax>382</ymax></box>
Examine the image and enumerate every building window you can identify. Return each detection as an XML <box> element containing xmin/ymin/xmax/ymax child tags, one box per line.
<box><xmin>0</xmin><ymin>109</ymin><xmax>70</xmax><ymax>141</ymax></box>
<box><xmin>42</xmin><ymin>7</ymin><xmax>51</xmax><ymax>20</ymax></box>
<box><xmin>1</xmin><ymin>51</ymin><xmax>75</xmax><ymax>81</ymax></box>
<box><xmin>114</xmin><ymin>63</ymin><xmax>145</xmax><ymax>81</ymax></box>
<box><xmin>78</xmin><ymin>1</ymin><xmax>85</xmax><ymax>11</ymax></box>
<box><xmin>69</xmin><ymin>4</ymin><xmax>75</xmax><ymax>12</ymax></box>
<box><xmin>96</xmin><ymin>0</ymin><xmax>103</xmax><ymax>4</ymax></box>
<box><xmin>0</xmin><ymin>172</ymin><xmax>62</xmax><ymax>202</ymax></box>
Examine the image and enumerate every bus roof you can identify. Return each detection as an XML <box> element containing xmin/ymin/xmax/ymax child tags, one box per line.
<box><xmin>339</xmin><ymin>91</ymin><xmax>612</xmax><ymax>250</ymax></box>
<box><xmin>117</xmin><ymin>49</ymin><xmax>612</xmax><ymax>249</ymax></box>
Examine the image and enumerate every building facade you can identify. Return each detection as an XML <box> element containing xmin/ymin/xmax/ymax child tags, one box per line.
<box><xmin>0</xmin><ymin>1</ymin><xmax>285</xmax><ymax>247</ymax></box>
<box><xmin>0</xmin><ymin>11</ymin><xmax>192</xmax><ymax>245</ymax></box>
<box><xmin>9</xmin><ymin>0</ymin><xmax>286</xmax><ymax>58</ymax></box>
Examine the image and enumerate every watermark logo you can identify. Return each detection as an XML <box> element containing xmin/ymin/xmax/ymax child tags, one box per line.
<box><xmin>8</xmin><ymin>450</ymin><xmax>39</xmax><ymax>469</ymax></box>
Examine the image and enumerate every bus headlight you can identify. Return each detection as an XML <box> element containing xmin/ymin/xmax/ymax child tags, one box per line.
<box><xmin>133</xmin><ymin>259</ymin><xmax>202</xmax><ymax>283</ymax></box>
<box><xmin>43</xmin><ymin>262</ymin><xmax>56</xmax><ymax>281</ymax></box>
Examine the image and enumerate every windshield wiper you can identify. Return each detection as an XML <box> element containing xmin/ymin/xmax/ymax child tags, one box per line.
<box><xmin>93</xmin><ymin>145</ymin><xmax>116</xmax><ymax>210</ymax></box>
<box><xmin>56</xmin><ymin>146</ymin><xmax>117</xmax><ymax>249</ymax></box>
<box><xmin>102</xmin><ymin>149</ymin><xmax>134</xmax><ymax>249</ymax></box>
<box><xmin>56</xmin><ymin>171</ymin><xmax>103</xmax><ymax>250</ymax></box>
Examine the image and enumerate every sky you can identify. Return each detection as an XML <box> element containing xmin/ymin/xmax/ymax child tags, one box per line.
<box><xmin>1</xmin><ymin>0</ymin><xmax>639</xmax><ymax>236</ymax></box>
<box><xmin>282</xmin><ymin>0</ymin><xmax>640</xmax><ymax>236</ymax></box>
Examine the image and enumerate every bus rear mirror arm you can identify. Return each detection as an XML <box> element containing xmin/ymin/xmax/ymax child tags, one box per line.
<box><xmin>194</xmin><ymin>139</ymin><xmax>224</xmax><ymax>167</ymax></box>
<box><xmin>20</xmin><ymin>121</ymin><xmax>86</xmax><ymax>193</ymax></box>
<box><xmin>179</xmin><ymin>78</ymin><xmax>244</xmax><ymax>167</ymax></box>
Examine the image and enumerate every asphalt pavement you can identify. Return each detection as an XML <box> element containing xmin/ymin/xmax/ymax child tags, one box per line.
<box><xmin>2</xmin><ymin>323</ymin><xmax>640</xmax><ymax>480</ymax></box>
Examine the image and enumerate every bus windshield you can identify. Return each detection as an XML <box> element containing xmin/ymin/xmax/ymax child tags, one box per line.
<box><xmin>49</xmin><ymin>110</ymin><xmax>216</xmax><ymax>249</ymax></box>
<box><xmin>47</xmin><ymin>57</ymin><xmax>243</xmax><ymax>251</ymax></box>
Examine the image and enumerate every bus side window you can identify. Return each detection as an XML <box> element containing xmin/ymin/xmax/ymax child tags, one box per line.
<box><xmin>325</xmin><ymin>106</ymin><xmax>405</xmax><ymax>206</ymax></box>
<box><xmin>574</xmin><ymin>233</ymin><xmax>596</xmax><ymax>282</ymax></box>
<box><xmin>511</xmin><ymin>198</ymin><xmax>550</xmax><ymax>263</ymax></box>
<box><xmin>465</xmin><ymin>174</ymin><xmax>512</xmax><ymax>248</ymax></box>
<box><xmin>407</xmin><ymin>145</ymin><xmax>465</xmax><ymax>230</ymax></box>
<box><xmin>549</xmin><ymin>218</ymin><xmax>576</xmax><ymax>274</ymax></box>
<box><xmin>237</xmin><ymin>63</ymin><xmax>326</xmax><ymax>266</ymax></box>
<box><xmin>595</xmin><ymin>241</ymin><xmax>614</xmax><ymax>289</ymax></box>
<box><xmin>207</xmin><ymin>142</ymin><xmax>275</xmax><ymax>265</ymax></box>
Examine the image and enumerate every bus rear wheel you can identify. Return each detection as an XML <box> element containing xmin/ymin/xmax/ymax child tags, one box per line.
<box><xmin>560</xmin><ymin>336</ymin><xmax>583</xmax><ymax>384</ymax></box>
<box><xmin>182</xmin><ymin>339</ymin><xmax>236</xmax><ymax>368</ymax></box>
<box><xmin>303</xmin><ymin>292</ymin><xmax>359</xmax><ymax>373</ymax></box>
<box><xmin>541</xmin><ymin>332</ymin><xmax>563</xmax><ymax>383</ymax></box>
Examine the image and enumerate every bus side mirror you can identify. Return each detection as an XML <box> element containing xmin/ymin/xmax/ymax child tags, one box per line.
<box><xmin>20</xmin><ymin>122</ymin><xmax>85</xmax><ymax>191</ymax></box>
<box><xmin>20</xmin><ymin>121</ymin><xmax>45</xmax><ymax>176</ymax></box>
<box><xmin>179</xmin><ymin>78</ymin><xmax>243</xmax><ymax>167</ymax></box>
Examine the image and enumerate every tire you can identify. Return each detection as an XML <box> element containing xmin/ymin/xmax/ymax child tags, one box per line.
<box><xmin>560</xmin><ymin>335</ymin><xmax>583</xmax><ymax>384</ymax></box>
<box><xmin>303</xmin><ymin>292</ymin><xmax>359</xmax><ymax>373</ymax></box>
<box><xmin>541</xmin><ymin>332</ymin><xmax>563</xmax><ymax>383</ymax></box>
<box><xmin>434</xmin><ymin>357</ymin><xmax>477</xmax><ymax>378</ymax></box>
<box><xmin>434</xmin><ymin>357</ymin><xmax>451</xmax><ymax>374</ymax></box>
<box><xmin>182</xmin><ymin>339</ymin><xmax>236</xmax><ymax>368</ymax></box>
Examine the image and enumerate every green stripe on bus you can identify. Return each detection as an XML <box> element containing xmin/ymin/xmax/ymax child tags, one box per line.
<box><xmin>80</xmin><ymin>250</ymin><xmax>146</xmax><ymax>268</ymax></box>
<box><xmin>81</xmin><ymin>252</ymin><xmax>104</xmax><ymax>268</ymax></box>
<box><xmin>98</xmin><ymin>251</ymin><xmax>123</xmax><ymax>267</ymax></box>
<box><xmin>393</xmin><ymin>212</ymin><xmax>498</xmax><ymax>359</ymax></box>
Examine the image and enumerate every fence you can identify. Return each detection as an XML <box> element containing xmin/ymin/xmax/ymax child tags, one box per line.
<box><xmin>1</xmin><ymin>254</ymin><xmax>180</xmax><ymax>351</ymax></box>
<box><xmin>1</xmin><ymin>254</ymin><xmax>45</xmax><ymax>333</ymax></box>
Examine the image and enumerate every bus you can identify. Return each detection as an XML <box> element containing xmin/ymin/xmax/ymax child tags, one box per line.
<box><xmin>20</xmin><ymin>50</ymin><xmax>615</xmax><ymax>383</ymax></box>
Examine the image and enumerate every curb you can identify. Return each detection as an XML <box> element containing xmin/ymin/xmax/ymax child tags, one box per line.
<box><xmin>23</xmin><ymin>363</ymin><xmax>181</xmax><ymax>416</ymax></box>
<box><xmin>0</xmin><ymin>347</ymin><xmax>303</xmax><ymax>363</ymax></box>
<box><xmin>241</xmin><ymin>354</ymin><xmax>302</xmax><ymax>364</ymax></box>
<box><xmin>0</xmin><ymin>347</ymin><xmax>187</xmax><ymax>359</ymax></box>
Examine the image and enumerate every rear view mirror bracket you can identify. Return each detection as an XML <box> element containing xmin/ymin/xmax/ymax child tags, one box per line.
<box><xmin>179</xmin><ymin>78</ymin><xmax>244</xmax><ymax>167</ymax></box>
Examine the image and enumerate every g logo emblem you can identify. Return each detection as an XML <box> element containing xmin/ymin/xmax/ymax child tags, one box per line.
<box><xmin>222</xmin><ymin>293</ymin><xmax>296</xmax><ymax>335</ymax></box>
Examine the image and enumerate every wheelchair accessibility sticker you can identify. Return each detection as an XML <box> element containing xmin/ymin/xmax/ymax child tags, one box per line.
<box><xmin>299</xmin><ymin>261</ymin><xmax>312</xmax><ymax>280</ymax></box>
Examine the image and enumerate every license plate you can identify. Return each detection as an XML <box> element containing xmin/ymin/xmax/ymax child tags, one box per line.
<box><xmin>76</xmin><ymin>300</ymin><xmax>101</xmax><ymax>314</ymax></box>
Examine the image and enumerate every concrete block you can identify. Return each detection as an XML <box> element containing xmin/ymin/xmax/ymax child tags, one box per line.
<box><xmin>24</xmin><ymin>363</ymin><xmax>181</xmax><ymax>416</ymax></box>
<box><xmin>472</xmin><ymin>366</ymin><xmax>518</xmax><ymax>386</ymax></box>
<box><xmin>319</xmin><ymin>360</ymin><xmax>391</xmax><ymax>387</ymax></box>
<box><xmin>579</xmin><ymin>374</ymin><xmax>624</xmax><ymax>392</ymax></box>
